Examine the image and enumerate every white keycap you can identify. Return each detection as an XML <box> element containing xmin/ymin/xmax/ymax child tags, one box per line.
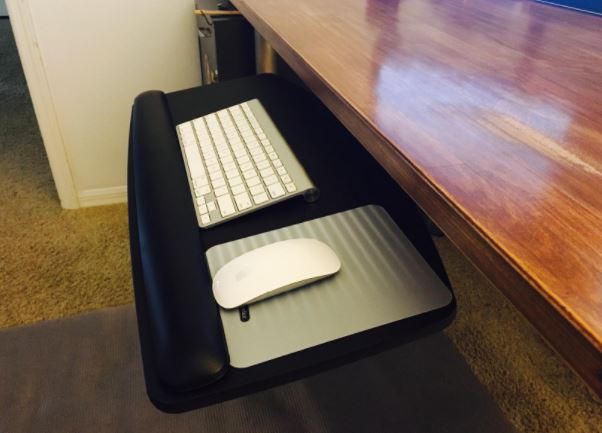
<box><xmin>264</xmin><ymin>145</ymin><xmax>274</xmax><ymax>153</ymax></box>
<box><xmin>267</xmin><ymin>183</ymin><xmax>285</xmax><ymax>198</ymax></box>
<box><xmin>253</xmin><ymin>192</ymin><xmax>269</xmax><ymax>204</ymax></box>
<box><xmin>225</xmin><ymin>169</ymin><xmax>239</xmax><ymax>180</ymax></box>
<box><xmin>239</xmin><ymin>162</ymin><xmax>253</xmax><ymax>172</ymax></box>
<box><xmin>268</xmin><ymin>152</ymin><xmax>278</xmax><ymax>160</ymax></box>
<box><xmin>184</xmin><ymin>146</ymin><xmax>204</xmax><ymax>178</ymax></box>
<box><xmin>195</xmin><ymin>186</ymin><xmax>210</xmax><ymax>196</ymax></box>
<box><xmin>209</xmin><ymin>170</ymin><xmax>223</xmax><ymax>181</ymax></box>
<box><xmin>243</xmin><ymin>169</ymin><xmax>257</xmax><ymax>180</ymax></box>
<box><xmin>281</xmin><ymin>174</ymin><xmax>292</xmax><ymax>183</ymax></box>
<box><xmin>256</xmin><ymin>160</ymin><xmax>270</xmax><ymax>170</ymax></box>
<box><xmin>215</xmin><ymin>186</ymin><xmax>229</xmax><ymax>196</ymax></box>
<box><xmin>229</xmin><ymin>176</ymin><xmax>243</xmax><ymax>187</ymax></box>
<box><xmin>179</xmin><ymin>123</ymin><xmax>193</xmax><ymax>138</ymax></box>
<box><xmin>181</xmin><ymin>135</ymin><xmax>196</xmax><ymax>148</ymax></box>
<box><xmin>212</xmin><ymin>177</ymin><xmax>226</xmax><ymax>188</ymax></box>
<box><xmin>276</xmin><ymin>167</ymin><xmax>287</xmax><ymax>175</ymax></box>
<box><xmin>260</xmin><ymin>167</ymin><xmax>274</xmax><ymax>178</ymax></box>
<box><xmin>223</xmin><ymin>161</ymin><xmax>236</xmax><ymax>172</ymax></box>
<box><xmin>231</xmin><ymin>184</ymin><xmax>246</xmax><ymax>195</ymax></box>
<box><xmin>264</xmin><ymin>175</ymin><xmax>278</xmax><ymax>185</ymax></box>
<box><xmin>207</xmin><ymin>201</ymin><xmax>216</xmax><ymax>212</ymax></box>
<box><xmin>273</xmin><ymin>159</ymin><xmax>283</xmax><ymax>168</ymax></box>
<box><xmin>234</xmin><ymin>192</ymin><xmax>253</xmax><ymax>210</ymax></box>
<box><xmin>237</xmin><ymin>155</ymin><xmax>251</xmax><ymax>165</ymax></box>
<box><xmin>196</xmin><ymin>196</ymin><xmax>206</xmax><ymax>206</ymax></box>
<box><xmin>201</xmin><ymin>214</ymin><xmax>211</xmax><ymax>225</ymax></box>
<box><xmin>193</xmin><ymin>177</ymin><xmax>208</xmax><ymax>188</ymax></box>
<box><xmin>217</xmin><ymin>195</ymin><xmax>236</xmax><ymax>217</ymax></box>
<box><xmin>246</xmin><ymin>176</ymin><xmax>261</xmax><ymax>187</ymax></box>
<box><xmin>253</xmin><ymin>153</ymin><xmax>267</xmax><ymax>163</ymax></box>
<box><xmin>249</xmin><ymin>185</ymin><xmax>264</xmax><ymax>196</ymax></box>
<box><xmin>199</xmin><ymin>204</ymin><xmax>208</xmax><ymax>214</ymax></box>
<box><xmin>285</xmin><ymin>182</ymin><xmax>297</xmax><ymax>193</ymax></box>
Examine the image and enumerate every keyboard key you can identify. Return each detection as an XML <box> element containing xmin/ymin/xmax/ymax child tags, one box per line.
<box><xmin>184</xmin><ymin>146</ymin><xmax>204</xmax><ymax>178</ymax></box>
<box><xmin>253</xmin><ymin>153</ymin><xmax>267</xmax><ymax>163</ymax></box>
<box><xmin>231</xmin><ymin>184</ymin><xmax>246</xmax><ymax>195</ymax></box>
<box><xmin>256</xmin><ymin>160</ymin><xmax>270</xmax><ymax>170</ymax></box>
<box><xmin>223</xmin><ymin>161</ymin><xmax>236</xmax><ymax>172</ymax></box>
<box><xmin>225</xmin><ymin>169</ymin><xmax>239</xmax><ymax>180</ymax></box>
<box><xmin>273</xmin><ymin>159</ymin><xmax>283</xmax><ymax>168</ymax></box>
<box><xmin>215</xmin><ymin>186</ymin><xmax>229</xmax><ymax>197</ymax></box>
<box><xmin>243</xmin><ymin>169</ymin><xmax>258</xmax><ymax>180</ymax></box>
<box><xmin>207</xmin><ymin>163</ymin><xmax>221</xmax><ymax>174</ymax></box>
<box><xmin>268</xmin><ymin>152</ymin><xmax>278</xmax><ymax>160</ymax></box>
<box><xmin>250</xmin><ymin>147</ymin><xmax>264</xmax><ymax>157</ymax></box>
<box><xmin>193</xmin><ymin>177</ymin><xmax>208</xmax><ymax>188</ymax></box>
<box><xmin>178</xmin><ymin>123</ymin><xmax>193</xmax><ymax>137</ymax></box>
<box><xmin>221</xmin><ymin>155</ymin><xmax>234</xmax><ymax>165</ymax></box>
<box><xmin>276</xmin><ymin>167</ymin><xmax>287</xmax><ymax>175</ymax></box>
<box><xmin>246</xmin><ymin>176</ymin><xmax>261</xmax><ymax>187</ymax></box>
<box><xmin>264</xmin><ymin>145</ymin><xmax>274</xmax><ymax>153</ymax></box>
<box><xmin>253</xmin><ymin>192</ymin><xmax>269</xmax><ymax>204</ymax></box>
<box><xmin>264</xmin><ymin>175</ymin><xmax>278</xmax><ymax>185</ymax></box>
<box><xmin>281</xmin><ymin>174</ymin><xmax>292</xmax><ymax>183</ymax></box>
<box><xmin>195</xmin><ymin>186</ymin><xmax>210</xmax><ymax>196</ymax></box>
<box><xmin>249</xmin><ymin>184</ymin><xmax>264</xmax><ymax>196</ymax></box>
<box><xmin>199</xmin><ymin>204</ymin><xmax>208</xmax><ymax>214</ymax></box>
<box><xmin>260</xmin><ymin>167</ymin><xmax>275</xmax><ymax>178</ymax></box>
<box><xmin>285</xmin><ymin>182</ymin><xmax>297</xmax><ymax>193</ymax></box>
<box><xmin>239</xmin><ymin>162</ymin><xmax>253</xmax><ymax>172</ymax></box>
<box><xmin>201</xmin><ymin>214</ymin><xmax>211</xmax><ymax>225</ymax></box>
<box><xmin>234</xmin><ymin>192</ymin><xmax>253</xmax><ymax>210</ymax></box>
<box><xmin>212</xmin><ymin>177</ymin><xmax>226</xmax><ymax>188</ymax></box>
<box><xmin>267</xmin><ymin>183</ymin><xmax>285</xmax><ymax>198</ymax></box>
<box><xmin>229</xmin><ymin>176</ymin><xmax>243</xmax><ymax>187</ymax></box>
<box><xmin>207</xmin><ymin>201</ymin><xmax>216</xmax><ymax>212</ymax></box>
<box><xmin>196</xmin><ymin>196</ymin><xmax>206</xmax><ymax>206</ymax></box>
<box><xmin>217</xmin><ymin>195</ymin><xmax>236</xmax><ymax>217</ymax></box>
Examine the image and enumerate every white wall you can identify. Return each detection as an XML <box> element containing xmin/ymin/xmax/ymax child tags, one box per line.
<box><xmin>8</xmin><ymin>0</ymin><xmax>201</xmax><ymax>206</ymax></box>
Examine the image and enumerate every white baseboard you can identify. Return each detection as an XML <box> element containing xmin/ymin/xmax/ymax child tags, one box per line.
<box><xmin>78</xmin><ymin>186</ymin><xmax>127</xmax><ymax>207</ymax></box>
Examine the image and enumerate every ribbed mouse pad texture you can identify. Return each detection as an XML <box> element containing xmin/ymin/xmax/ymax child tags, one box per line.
<box><xmin>206</xmin><ymin>205</ymin><xmax>452</xmax><ymax>367</ymax></box>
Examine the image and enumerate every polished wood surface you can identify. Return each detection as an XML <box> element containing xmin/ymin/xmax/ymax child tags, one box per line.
<box><xmin>232</xmin><ymin>0</ymin><xmax>602</xmax><ymax>395</ymax></box>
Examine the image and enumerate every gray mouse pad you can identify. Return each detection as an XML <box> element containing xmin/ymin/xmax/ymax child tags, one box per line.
<box><xmin>205</xmin><ymin>205</ymin><xmax>452</xmax><ymax>368</ymax></box>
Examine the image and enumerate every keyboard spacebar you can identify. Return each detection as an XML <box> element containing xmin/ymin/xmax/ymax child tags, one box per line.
<box><xmin>184</xmin><ymin>145</ymin><xmax>205</xmax><ymax>178</ymax></box>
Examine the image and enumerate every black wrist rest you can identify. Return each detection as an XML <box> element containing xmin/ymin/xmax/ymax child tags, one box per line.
<box><xmin>128</xmin><ymin>90</ymin><xmax>229</xmax><ymax>391</ymax></box>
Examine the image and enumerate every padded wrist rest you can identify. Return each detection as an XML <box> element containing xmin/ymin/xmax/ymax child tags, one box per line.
<box><xmin>128</xmin><ymin>91</ymin><xmax>229</xmax><ymax>391</ymax></box>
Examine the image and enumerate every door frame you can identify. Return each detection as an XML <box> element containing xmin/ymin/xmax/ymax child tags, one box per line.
<box><xmin>7</xmin><ymin>0</ymin><xmax>79</xmax><ymax>208</ymax></box>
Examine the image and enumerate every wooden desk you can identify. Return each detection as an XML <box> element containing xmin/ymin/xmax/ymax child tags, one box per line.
<box><xmin>232</xmin><ymin>0</ymin><xmax>602</xmax><ymax>397</ymax></box>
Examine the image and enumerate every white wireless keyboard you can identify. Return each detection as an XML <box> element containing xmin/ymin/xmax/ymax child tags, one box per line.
<box><xmin>176</xmin><ymin>99</ymin><xmax>317</xmax><ymax>228</ymax></box>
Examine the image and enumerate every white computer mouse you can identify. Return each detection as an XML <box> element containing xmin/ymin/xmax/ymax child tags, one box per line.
<box><xmin>212</xmin><ymin>238</ymin><xmax>341</xmax><ymax>309</ymax></box>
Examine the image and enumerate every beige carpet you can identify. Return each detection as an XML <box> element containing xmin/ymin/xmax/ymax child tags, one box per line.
<box><xmin>1</xmin><ymin>18</ymin><xmax>600</xmax><ymax>433</ymax></box>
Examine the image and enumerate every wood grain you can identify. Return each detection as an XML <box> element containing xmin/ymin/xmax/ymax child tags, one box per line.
<box><xmin>232</xmin><ymin>0</ymin><xmax>602</xmax><ymax>396</ymax></box>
